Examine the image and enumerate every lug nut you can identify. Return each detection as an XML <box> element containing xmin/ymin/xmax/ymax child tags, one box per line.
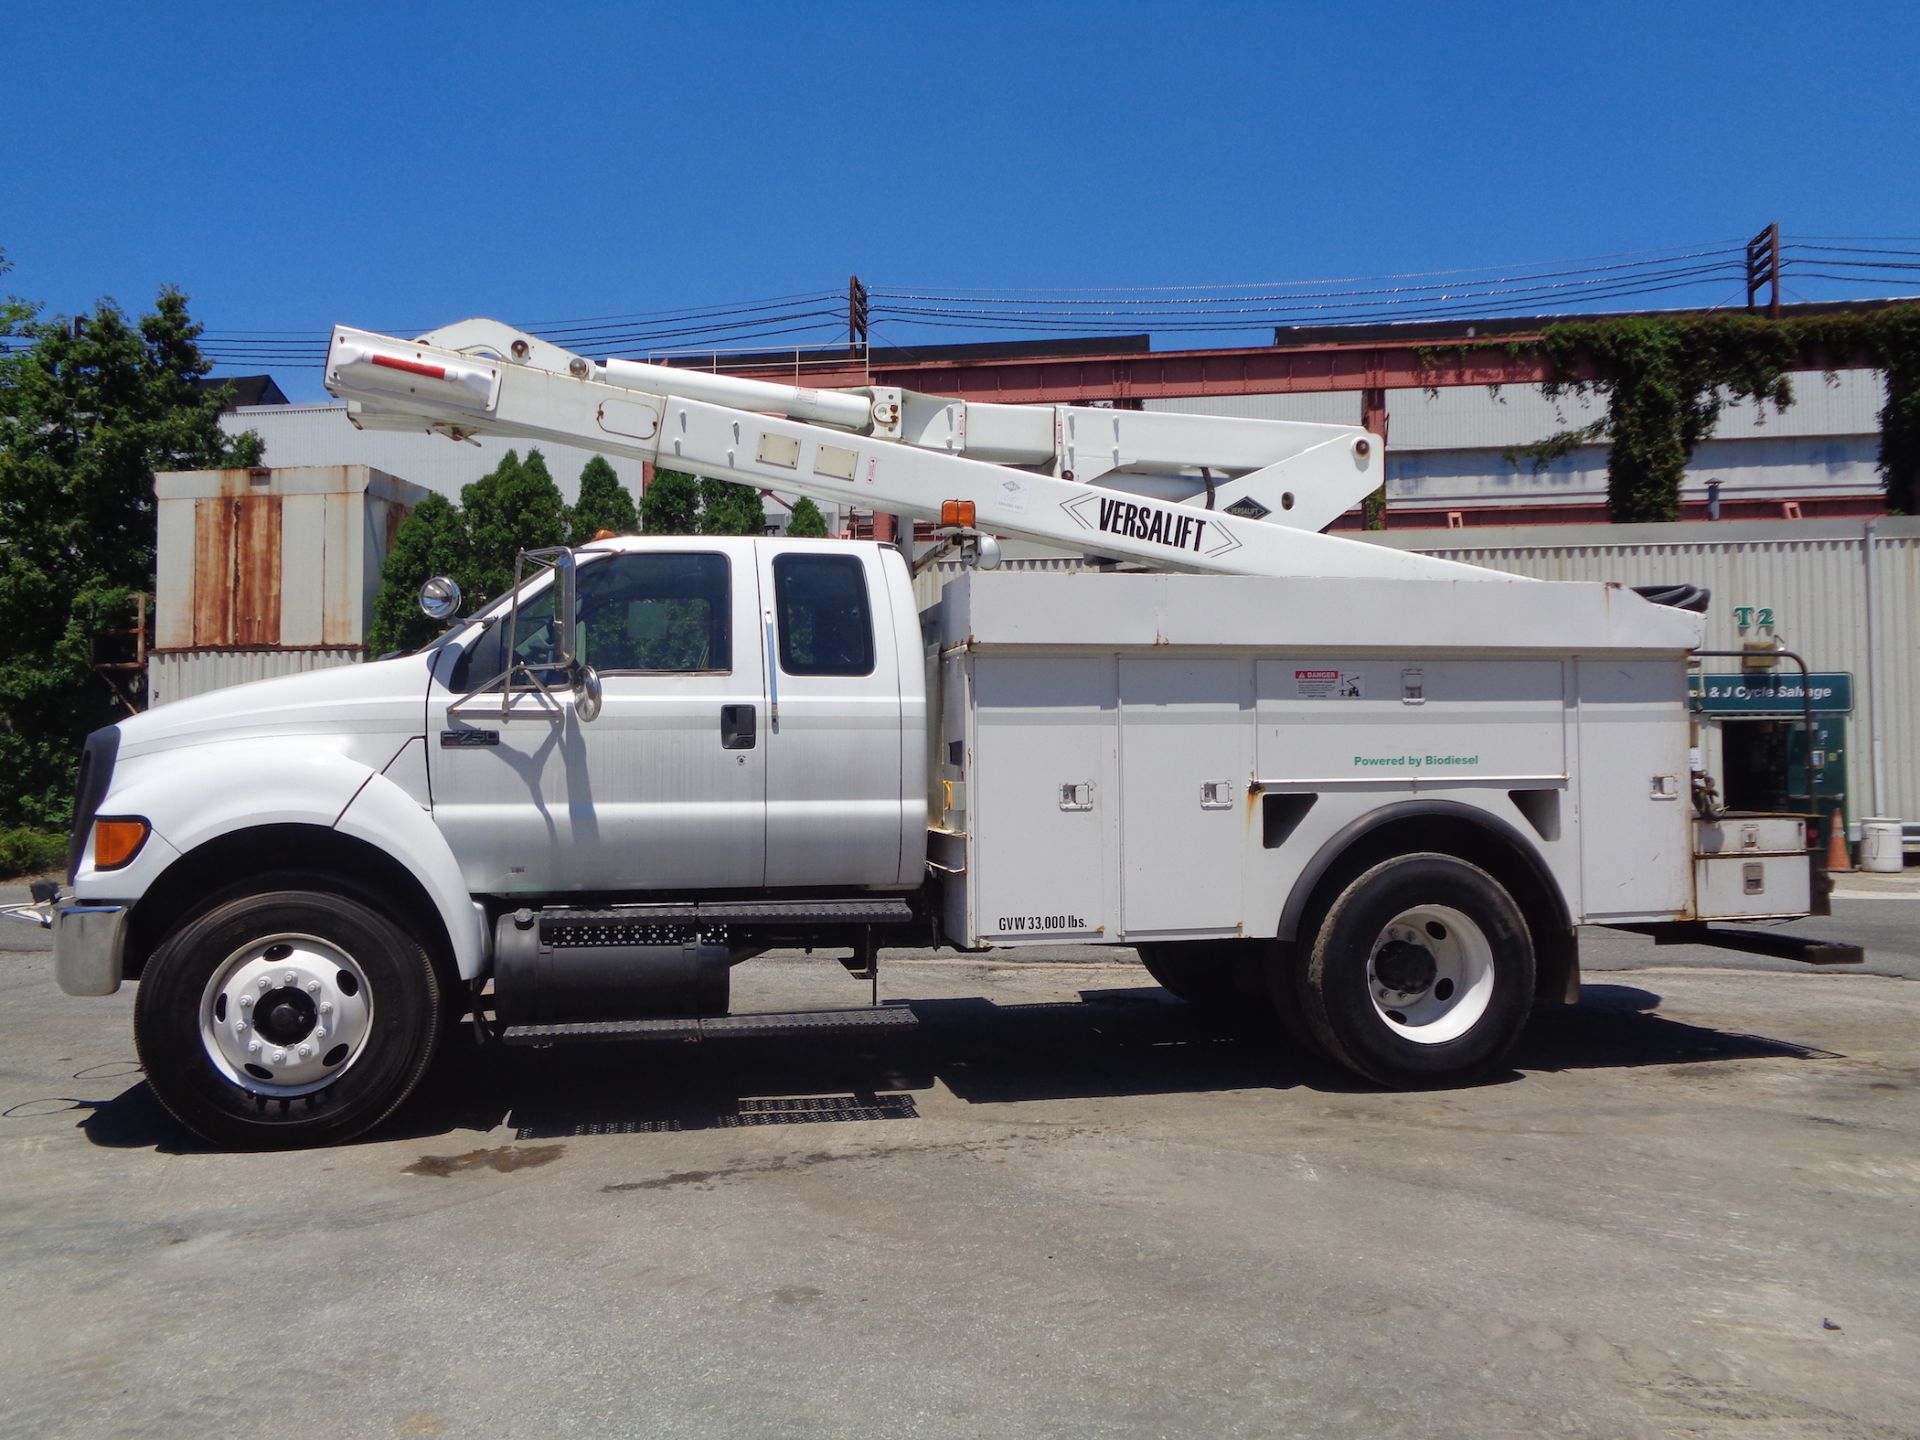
<box><xmin>258</xmin><ymin>977</ymin><xmax>272</xmax><ymax>992</ymax></box>
<box><xmin>306</xmin><ymin>980</ymin><xmax>321</xmax><ymax>994</ymax></box>
<box><xmin>239</xmin><ymin>993</ymin><xmax>254</xmax><ymax>1009</ymax></box>
<box><xmin>281</xmin><ymin>971</ymin><xmax>297</xmax><ymax>986</ymax></box>
<box><xmin>234</xmin><ymin>1021</ymin><xmax>248</xmax><ymax>1035</ymax></box>
<box><xmin>319</xmin><ymin>1001</ymin><xmax>333</xmax><ymax>1015</ymax></box>
<box><xmin>248</xmin><ymin>1040</ymin><xmax>262</xmax><ymax>1054</ymax></box>
<box><xmin>271</xmin><ymin>1049</ymin><xmax>287</xmax><ymax>1065</ymax></box>
<box><xmin>297</xmin><ymin>1044</ymin><xmax>313</xmax><ymax>1059</ymax></box>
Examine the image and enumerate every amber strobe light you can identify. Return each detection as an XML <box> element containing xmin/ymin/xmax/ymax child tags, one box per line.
<box><xmin>91</xmin><ymin>818</ymin><xmax>150</xmax><ymax>870</ymax></box>
<box><xmin>940</xmin><ymin>500</ymin><xmax>977</xmax><ymax>528</ymax></box>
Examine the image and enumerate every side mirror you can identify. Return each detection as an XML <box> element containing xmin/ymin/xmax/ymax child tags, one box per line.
<box><xmin>551</xmin><ymin>550</ymin><xmax>578</xmax><ymax>668</ymax></box>
<box><xmin>418</xmin><ymin>576</ymin><xmax>462</xmax><ymax>621</ymax></box>
<box><xmin>573</xmin><ymin>664</ymin><xmax>603</xmax><ymax>723</ymax></box>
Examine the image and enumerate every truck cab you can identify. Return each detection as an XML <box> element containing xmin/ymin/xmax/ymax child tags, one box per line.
<box><xmin>421</xmin><ymin>536</ymin><xmax>925</xmax><ymax>898</ymax></box>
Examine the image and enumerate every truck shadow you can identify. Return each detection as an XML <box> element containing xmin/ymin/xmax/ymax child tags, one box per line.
<box><xmin>75</xmin><ymin>981</ymin><xmax>1834</xmax><ymax>1152</ymax></box>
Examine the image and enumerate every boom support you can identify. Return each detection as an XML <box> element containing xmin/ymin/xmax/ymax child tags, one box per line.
<box><xmin>325</xmin><ymin>320</ymin><xmax>1512</xmax><ymax>583</ymax></box>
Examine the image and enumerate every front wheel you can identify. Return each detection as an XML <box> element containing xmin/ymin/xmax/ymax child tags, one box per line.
<box><xmin>1301</xmin><ymin>854</ymin><xmax>1534</xmax><ymax>1088</ymax></box>
<box><xmin>134</xmin><ymin>881</ymin><xmax>443</xmax><ymax>1149</ymax></box>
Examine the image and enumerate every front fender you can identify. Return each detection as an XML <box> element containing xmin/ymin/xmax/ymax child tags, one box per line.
<box><xmin>84</xmin><ymin>737</ymin><xmax>487</xmax><ymax>984</ymax></box>
<box><xmin>336</xmin><ymin>772</ymin><xmax>489</xmax><ymax>980</ymax></box>
<box><xmin>74</xmin><ymin>739</ymin><xmax>378</xmax><ymax>901</ymax></box>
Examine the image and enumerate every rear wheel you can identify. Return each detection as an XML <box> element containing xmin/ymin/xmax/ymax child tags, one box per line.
<box><xmin>1137</xmin><ymin>941</ymin><xmax>1244</xmax><ymax>1008</ymax></box>
<box><xmin>134</xmin><ymin>880</ymin><xmax>443</xmax><ymax>1149</ymax></box>
<box><xmin>1263</xmin><ymin>940</ymin><xmax>1328</xmax><ymax>1061</ymax></box>
<box><xmin>1300</xmin><ymin>853</ymin><xmax>1534</xmax><ymax>1087</ymax></box>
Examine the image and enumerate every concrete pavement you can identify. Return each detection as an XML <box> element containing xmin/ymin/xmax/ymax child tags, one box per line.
<box><xmin>2</xmin><ymin>881</ymin><xmax>1917</xmax><ymax>1439</ymax></box>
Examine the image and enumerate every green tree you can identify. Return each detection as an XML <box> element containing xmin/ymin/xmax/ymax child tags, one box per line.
<box><xmin>458</xmin><ymin>448</ymin><xmax>568</xmax><ymax>606</ymax></box>
<box><xmin>0</xmin><ymin>255</ymin><xmax>260</xmax><ymax>826</ymax></box>
<box><xmin>640</xmin><ymin>467</ymin><xmax>702</xmax><ymax>535</ymax></box>
<box><xmin>367</xmin><ymin>493</ymin><xmax>468</xmax><ymax>654</ymax></box>
<box><xmin>567</xmin><ymin>455</ymin><xmax>637</xmax><ymax>543</ymax></box>
<box><xmin>785</xmin><ymin>495</ymin><xmax>829</xmax><ymax>537</ymax></box>
<box><xmin>698</xmin><ymin>477</ymin><xmax>768</xmax><ymax>535</ymax></box>
<box><xmin>1865</xmin><ymin>308</ymin><xmax>1920</xmax><ymax>514</ymax></box>
<box><xmin>637</xmin><ymin>467</ymin><xmax>766</xmax><ymax>536</ymax></box>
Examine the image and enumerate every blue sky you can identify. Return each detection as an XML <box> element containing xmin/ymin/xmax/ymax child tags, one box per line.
<box><xmin>5</xmin><ymin>2</ymin><xmax>1917</xmax><ymax>399</ymax></box>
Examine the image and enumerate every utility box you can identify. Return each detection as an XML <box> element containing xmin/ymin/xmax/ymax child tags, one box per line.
<box><xmin>149</xmin><ymin>465</ymin><xmax>431</xmax><ymax>705</ymax></box>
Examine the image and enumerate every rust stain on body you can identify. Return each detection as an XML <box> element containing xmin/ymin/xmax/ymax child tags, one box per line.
<box><xmin>404</xmin><ymin>1144</ymin><xmax>566</xmax><ymax>1177</ymax></box>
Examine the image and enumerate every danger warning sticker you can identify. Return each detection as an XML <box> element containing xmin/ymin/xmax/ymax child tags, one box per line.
<box><xmin>1295</xmin><ymin>669</ymin><xmax>1362</xmax><ymax>699</ymax></box>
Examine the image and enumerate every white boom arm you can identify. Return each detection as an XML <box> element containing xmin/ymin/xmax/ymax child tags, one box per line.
<box><xmin>324</xmin><ymin>320</ymin><xmax>1513</xmax><ymax>583</ymax></box>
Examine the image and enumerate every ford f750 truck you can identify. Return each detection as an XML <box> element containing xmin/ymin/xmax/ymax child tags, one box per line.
<box><xmin>21</xmin><ymin>320</ymin><xmax>1853</xmax><ymax>1148</ymax></box>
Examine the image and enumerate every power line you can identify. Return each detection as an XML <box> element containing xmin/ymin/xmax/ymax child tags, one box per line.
<box><xmin>187</xmin><ymin>235</ymin><xmax>1920</xmax><ymax>375</ymax></box>
<box><xmin>864</xmin><ymin>240</ymin><xmax>1750</xmax><ymax>294</ymax></box>
<box><xmin>868</xmin><ymin>248</ymin><xmax>1747</xmax><ymax>309</ymax></box>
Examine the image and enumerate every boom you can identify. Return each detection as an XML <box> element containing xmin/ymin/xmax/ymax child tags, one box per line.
<box><xmin>324</xmin><ymin>320</ymin><xmax>1513</xmax><ymax>583</ymax></box>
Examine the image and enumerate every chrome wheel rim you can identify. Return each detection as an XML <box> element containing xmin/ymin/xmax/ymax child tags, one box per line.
<box><xmin>1365</xmin><ymin>904</ymin><xmax>1494</xmax><ymax>1045</ymax></box>
<box><xmin>198</xmin><ymin>934</ymin><xmax>374</xmax><ymax>1097</ymax></box>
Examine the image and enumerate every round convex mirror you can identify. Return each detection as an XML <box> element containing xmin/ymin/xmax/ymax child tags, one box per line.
<box><xmin>573</xmin><ymin>665</ymin><xmax>603</xmax><ymax>723</ymax></box>
<box><xmin>418</xmin><ymin>575</ymin><xmax>462</xmax><ymax>621</ymax></box>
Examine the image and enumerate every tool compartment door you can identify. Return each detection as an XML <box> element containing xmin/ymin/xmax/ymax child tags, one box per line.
<box><xmin>968</xmin><ymin>656</ymin><xmax>1114</xmax><ymax>944</ymax></box>
<box><xmin>1119</xmin><ymin>657</ymin><xmax>1252</xmax><ymax>937</ymax></box>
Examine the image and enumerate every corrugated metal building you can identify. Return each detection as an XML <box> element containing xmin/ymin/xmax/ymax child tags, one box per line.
<box><xmin>150</xmin><ymin>465</ymin><xmax>430</xmax><ymax>705</ymax></box>
<box><xmin>1148</xmin><ymin>369</ymin><xmax>1885</xmax><ymax>518</ymax></box>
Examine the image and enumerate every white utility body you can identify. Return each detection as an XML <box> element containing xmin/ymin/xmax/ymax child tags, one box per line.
<box><xmin>28</xmin><ymin>318</ymin><xmax>1852</xmax><ymax>1149</ymax></box>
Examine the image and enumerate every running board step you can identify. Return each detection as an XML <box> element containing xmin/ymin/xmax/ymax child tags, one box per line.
<box><xmin>502</xmin><ymin>1006</ymin><xmax>919</xmax><ymax>1047</ymax></box>
<box><xmin>535</xmin><ymin>897</ymin><xmax>914</xmax><ymax>942</ymax></box>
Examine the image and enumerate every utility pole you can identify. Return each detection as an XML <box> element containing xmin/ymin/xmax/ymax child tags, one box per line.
<box><xmin>1745</xmin><ymin>223</ymin><xmax>1782</xmax><ymax>320</ymax></box>
<box><xmin>848</xmin><ymin>274</ymin><xmax>869</xmax><ymax>356</ymax></box>
<box><xmin>846</xmin><ymin>273</ymin><xmax>892</xmax><ymax>541</ymax></box>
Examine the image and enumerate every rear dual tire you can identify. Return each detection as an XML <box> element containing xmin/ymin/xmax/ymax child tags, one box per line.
<box><xmin>1280</xmin><ymin>853</ymin><xmax>1535</xmax><ymax>1088</ymax></box>
<box><xmin>1137</xmin><ymin>941</ymin><xmax>1248</xmax><ymax>1009</ymax></box>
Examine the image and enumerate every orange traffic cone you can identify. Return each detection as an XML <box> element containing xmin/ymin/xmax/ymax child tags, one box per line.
<box><xmin>1825</xmin><ymin>815</ymin><xmax>1852</xmax><ymax>873</ymax></box>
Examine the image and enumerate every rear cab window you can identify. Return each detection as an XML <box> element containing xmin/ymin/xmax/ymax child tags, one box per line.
<box><xmin>773</xmin><ymin>553</ymin><xmax>874</xmax><ymax>676</ymax></box>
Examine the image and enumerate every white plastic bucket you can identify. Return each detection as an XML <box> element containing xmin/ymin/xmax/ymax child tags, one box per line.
<box><xmin>1860</xmin><ymin>817</ymin><xmax>1905</xmax><ymax>873</ymax></box>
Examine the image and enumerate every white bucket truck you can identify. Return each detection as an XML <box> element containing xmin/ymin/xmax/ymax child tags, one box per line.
<box><xmin>19</xmin><ymin>321</ymin><xmax>1855</xmax><ymax>1147</ymax></box>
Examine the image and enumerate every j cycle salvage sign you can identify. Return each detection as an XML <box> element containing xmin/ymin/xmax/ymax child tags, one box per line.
<box><xmin>1689</xmin><ymin>672</ymin><xmax>1853</xmax><ymax>715</ymax></box>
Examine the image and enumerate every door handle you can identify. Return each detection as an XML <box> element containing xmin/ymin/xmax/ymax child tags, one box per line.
<box><xmin>721</xmin><ymin>704</ymin><xmax>757</xmax><ymax>750</ymax></box>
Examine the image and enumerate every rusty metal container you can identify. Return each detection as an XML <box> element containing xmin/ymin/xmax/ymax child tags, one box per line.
<box><xmin>149</xmin><ymin>465</ymin><xmax>431</xmax><ymax>705</ymax></box>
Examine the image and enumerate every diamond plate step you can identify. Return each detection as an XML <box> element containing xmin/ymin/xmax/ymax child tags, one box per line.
<box><xmin>534</xmin><ymin>898</ymin><xmax>915</xmax><ymax>947</ymax></box>
<box><xmin>502</xmin><ymin>1005</ymin><xmax>919</xmax><ymax>1047</ymax></box>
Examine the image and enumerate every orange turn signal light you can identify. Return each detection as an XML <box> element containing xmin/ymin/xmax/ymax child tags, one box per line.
<box><xmin>940</xmin><ymin>500</ymin><xmax>977</xmax><ymax>528</ymax></box>
<box><xmin>92</xmin><ymin>817</ymin><xmax>150</xmax><ymax>871</ymax></box>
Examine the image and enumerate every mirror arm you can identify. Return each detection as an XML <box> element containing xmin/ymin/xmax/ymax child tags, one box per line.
<box><xmin>443</xmin><ymin>546</ymin><xmax>582</xmax><ymax>725</ymax></box>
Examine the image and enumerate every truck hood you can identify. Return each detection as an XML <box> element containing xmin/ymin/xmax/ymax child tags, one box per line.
<box><xmin>117</xmin><ymin>653</ymin><xmax>434</xmax><ymax>760</ymax></box>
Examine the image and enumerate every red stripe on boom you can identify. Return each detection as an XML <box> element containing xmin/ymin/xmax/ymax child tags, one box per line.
<box><xmin>370</xmin><ymin>353</ymin><xmax>447</xmax><ymax>381</ymax></box>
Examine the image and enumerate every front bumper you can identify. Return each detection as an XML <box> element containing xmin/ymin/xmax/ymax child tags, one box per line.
<box><xmin>54</xmin><ymin>902</ymin><xmax>131</xmax><ymax>997</ymax></box>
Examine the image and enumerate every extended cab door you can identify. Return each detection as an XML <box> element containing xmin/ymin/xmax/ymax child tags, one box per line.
<box><xmin>428</xmin><ymin>544</ymin><xmax>767</xmax><ymax>896</ymax></box>
<box><xmin>755</xmin><ymin>541</ymin><xmax>907</xmax><ymax>888</ymax></box>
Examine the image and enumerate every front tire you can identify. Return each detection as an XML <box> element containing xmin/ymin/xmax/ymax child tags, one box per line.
<box><xmin>1301</xmin><ymin>854</ymin><xmax>1534</xmax><ymax>1088</ymax></box>
<box><xmin>134</xmin><ymin>881</ymin><xmax>443</xmax><ymax>1149</ymax></box>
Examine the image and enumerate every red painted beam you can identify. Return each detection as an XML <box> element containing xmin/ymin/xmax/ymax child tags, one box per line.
<box><xmin>710</xmin><ymin>338</ymin><xmax>1571</xmax><ymax>401</ymax></box>
<box><xmin>711</xmin><ymin>336</ymin><xmax>1873</xmax><ymax>405</ymax></box>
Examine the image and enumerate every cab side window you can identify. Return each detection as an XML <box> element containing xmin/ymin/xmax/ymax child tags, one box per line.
<box><xmin>774</xmin><ymin>553</ymin><xmax>874</xmax><ymax>677</ymax></box>
<box><xmin>496</xmin><ymin>553</ymin><xmax>731</xmax><ymax>681</ymax></box>
<box><xmin>576</xmin><ymin>552</ymin><xmax>732</xmax><ymax>673</ymax></box>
